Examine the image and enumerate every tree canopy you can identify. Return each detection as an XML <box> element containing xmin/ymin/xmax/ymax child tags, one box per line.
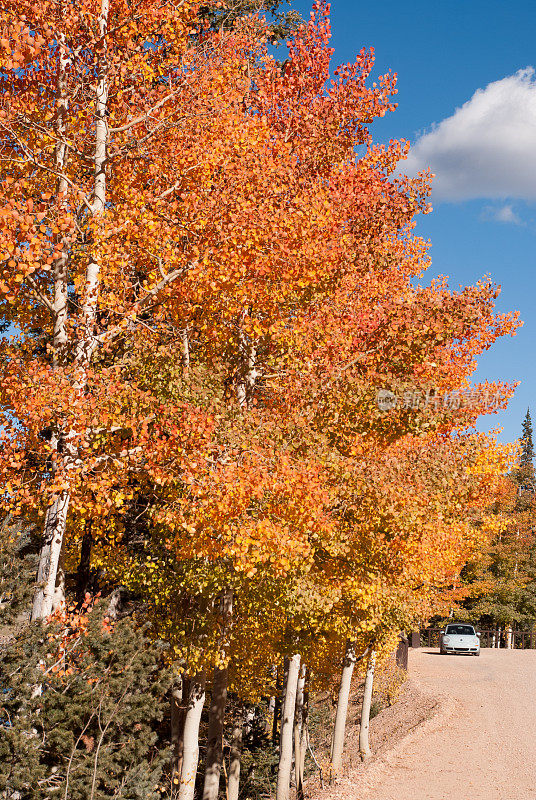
<box><xmin>0</xmin><ymin>1</ymin><xmax>522</xmax><ymax>796</ymax></box>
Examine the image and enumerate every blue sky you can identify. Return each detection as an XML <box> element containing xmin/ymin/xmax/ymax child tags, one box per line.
<box><xmin>291</xmin><ymin>0</ymin><xmax>536</xmax><ymax>443</ymax></box>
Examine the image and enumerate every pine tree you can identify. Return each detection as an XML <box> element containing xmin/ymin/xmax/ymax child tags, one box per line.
<box><xmin>520</xmin><ymin>409</ymin><xmax>535</xmax><ymax>470</ymax></box>
<box><xmin>0</xmin><ymin>600</ymin><xmax>173</xmax><ymax>799</ymax></box>
<box><xmin>198</xmin><ymin>0</ymin><xmax>302</xmax><ymax>42</ymax></box>
<box><xmin>459</xmin><ymin>465</ymin><xmax>536</xmax><ymax>632</ymax></box>
<box><xmin>0</xmin><ymin>516</ymin><xmax>39</xmax><ymax>628</ymax></box>
<box><xmin>515</xmin><ymin>409</ymin><xmax>536</xmax><ymax>497</ymax></box>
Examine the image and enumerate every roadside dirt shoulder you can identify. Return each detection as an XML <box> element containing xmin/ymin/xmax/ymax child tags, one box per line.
<box><xmin>308</xmin><ymin>669</ymin><xmax>446</xmax><ymax>800</ymax></box>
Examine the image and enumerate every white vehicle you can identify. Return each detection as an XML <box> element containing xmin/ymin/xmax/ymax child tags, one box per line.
<box><xmin>439</xmin><ymin>623</ymin><xmax>481</xmax><ymax>656</ymax></box>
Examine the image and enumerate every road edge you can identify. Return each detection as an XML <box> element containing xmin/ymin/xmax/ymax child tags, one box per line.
<box><xmin>310</xmin><ymin>654</ymin><xmax>455</xmax><ymax>800</ymax></box>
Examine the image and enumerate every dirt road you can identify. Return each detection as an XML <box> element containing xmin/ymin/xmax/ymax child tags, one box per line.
<box><xmin>364</xmin><ymin>648</ymin><xmax>536</xmax><ymax>800</ymax></box>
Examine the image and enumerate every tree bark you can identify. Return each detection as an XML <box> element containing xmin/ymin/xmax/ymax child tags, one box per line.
<box><xmin>294</xmin><ymin>664</ymin><xmax>307</xmax><ymax>800</ymax></box>
<box><xmin>31</xmin><ymin>492</ymin><xmax>70</xmax><ymax>620</ymax></box>
<box><xmin>32</xmin><ymin>33</ymin><xmax>71</xmax><ymax>621</ymax></box>
<box><xmin>278</xmin><ymin>657</ymin><xmax>289</xmax><ymax>746</ymax></box>
<box><xmin>227</xmin><ymin>705</ymin><xmax>244</xmax><ymax>800</ymax></box>
<box><xmin>51</xmin><ymin>542</ymin><xmax>65</xmax><ymax>613</ymax></box>
<box><xmin>298</xmin><ymin>677</ymin><xmax>309</xmax><ymax>790</ymax></box>
<box><xmin>178</xmin><ymin>671</ymin><xmax>206</xmax><ymax>800</ymax></box>
<box><xmin>202</xmin><ymin>665</ymin><xmax>228</xmax><ymax>800</ymax></box>
<box><xmin>276</xmin><ymin>653</ymin><xmax>300</xmax><ymax>800</ymax></box>
<box><xmin>107</xmin><ymin>586</ymin><xmax>124</xmax><ymax>620</ymax></box>
<box><xmin>172</xmin><ymin>675</ymin><xmax>188</xmax><ymax>784</ymax></box>
<box><xmin>74</xmin><ymin>0</ymin><xmax>109</xmax><ymax>363</ymax></box>
<box><xmin>180</xmin><ymin>328</ymin><xmax>190</xmax><ymax>376</ymax></box>
<box><xmin>52</xmin><ymin>33</ymin><xmax>70</xmax><ymax>367</ymax></box>
<box><xmin>202</xmin><ymin>587</ymin><xmax>233</xmax><ymax>800</ymax></box>
<box><xmin>236</xmin><ymin>325</ymin><xmax>257</xmax><ymax>409</ymax></box>
<box><xmin>330</xmin><ymin>640</ymin><xmax>358</xmax><ymax>778</ymax></box>
<box><xmin>359</xmin><ymin>649</ymin><xmax>376</xmax><ymax>761</ymax></box>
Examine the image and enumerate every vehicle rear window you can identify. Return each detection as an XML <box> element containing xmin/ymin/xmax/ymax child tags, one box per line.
<box><xmin>445</xmin><ymin>625</ymin><xmax>475</xmax><ymax>636</ymax></box>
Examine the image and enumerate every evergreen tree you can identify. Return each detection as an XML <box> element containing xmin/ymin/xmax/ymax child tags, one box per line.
<box><xmin>0</xmin><ymin>600</ymin><xmax>173</xmax><ymax>799</ymax></box>
<box><xmin>459</xmin><ymin>464</ymin><xmax>536</xmax><ymax>632</ymax></box>
<box><xmin>0</xmin><ymin>516</ymin><xmax>39</xmax><ymax>629</ymax></box>
<box><xmin>520</xmin><ymin>408</ymin><xmax>535</xmax><ymax>472</ymax></box>
<box><xmin>198</xmin><ymin>0</ymin><xmax>302</xmax><ymax>42</ymax></box>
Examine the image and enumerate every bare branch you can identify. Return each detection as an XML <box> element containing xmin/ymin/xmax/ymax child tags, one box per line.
<box><xmin>1</xmin><ymin>156</ymin><xmax>93</xmax><ymax>213</ymax></box>
<box><xmin>136</xmin><ymin>262</ymin><xmax>194</xmax><ymax>310</ymax></box>
<box><xmin>109</xmin><ymin>93</ymin><xmax>176</xmax><ymax>133</ymax></box>
<box><xmin>156</xmin><ymin>162</ymin><xmax>201</xmax><ymax>199</ymax></box>
<box><xmin>95</xmin><ymin>262</ymin><xmax>193</xmax><ymax>348</ymax></box>
<box><xmin>26</xmin><ymin>275</ymin><xmax>55</xmax><ymax>314</ymax></box>
<box><xmin>158</xmin><ymin>180</ymin><xmax>183</xmax><ymax>200</ymax></box>
<box><xmin>138</xmin><ymin>247</ymin><xmax>166</xmax><ymax>280</ymax></box>
<box><xmin>86</xmin><ymin>446</ymin><xmax>143</xmax><ymax>470</ymax></box>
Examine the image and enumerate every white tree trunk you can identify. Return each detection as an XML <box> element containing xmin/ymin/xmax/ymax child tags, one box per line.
<box><xmin>294</xmin><ymin>664</ymin><xmax>307</xmax><ymax>798</ymax></box>
<box><xmin>330</xmin><ymin>640</ymin><xmax>358</xmax><ymax>778</ymax></box>
<box><xmin>74</xmin><ymin>0</ymin><xmax>108</xmax><ymax>370</ymax></box>
<box><xmin>202</xmin><ymin>665</ymin><xmax>228</xmax><ymax>800</ymax></box>
<box><xmin>278</xmin><ymin>658</ymin><xmax>288</xmax><ymax>745</ymax></box>
<box><xmin>178</xmin><ymin>672</ymin><xmax>206</xmax><ymax>800</ymax></box>
<box><xmin>506</xmin><ymin>625</ymin><xmax>513</xmax><ymax>649</ymax></box>
<box><xmin>298</xmin><ymin>704</ymin><xmax>308</xmax><ymax>799</ymax></box>
<box><xmin>359</xmin><ymin>649</ymin><xmax>376</xmax><ymax>761</ymax></box>
<box><xmin>51</xmin><ymin>544</ymin><xmax>65</xmax><ymax>613</ymax></box>
<box><xmin>32</xmin><ymin>33</ymin><xmax>71</xmax><ymax>621</ymax></box>
<box><xmin>236</xmin><ymin>326</ymin><xmax>257</xmax><ymax>409</ymax></box>
<box><xmin>33</xmin><ymin>0</ymin><xmax>110</xmax><ymax>619</ymax></box>
<box><xmin>276</xmin><ymin>653</ymin><xmax>300</xmax><ymax>800</ymax></box>
<box><xmin>203</xmin><ymin>587</ymin><xmax>233</xmax><ymax>800</ymax></box>
<box><xmin>52</xmin><ymin>33</ymin><xmax>70</xmax><ymax>366</ymax></box>
<box><xmin>31</xmin><ymin>492</ymin><xmax>70</xmax><ymax>620</ymax></box>
<box><xmin>32</xmin><ymin>505</ymin><xmax>54</xmax><ymax>621</ymax></box>
<box><xmin>227</xmin><ymin>706</ymin><xmax>244</xmax><ymax>800</ymax></box>
<box><xmin>107</xmin><ymin>586</ymin><xmax>126</xmax><ymax>620</ymax></box>
<box><xmin>92</xmin><ymin>1</ymin><xmax>108</xmax><ymax>217</ymax></box>
<box><xmin>180</xmin><ymin>328</ymin><xmax>190</xmax><ymax>375</ymax></box>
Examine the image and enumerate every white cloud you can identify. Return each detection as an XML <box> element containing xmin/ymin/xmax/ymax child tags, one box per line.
<box><xmin>481</xmin><ymin>203</ymin><xmax>523</xmax><ymax>225</ymax></box>
<box><xmin>402</xmin><ymin>68</ymin><xmax>536</xmax><ymax>201</ymax></box>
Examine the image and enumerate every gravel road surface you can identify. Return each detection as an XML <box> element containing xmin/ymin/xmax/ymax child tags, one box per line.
<box><xmin>364</xmin><ymin>648</ymin><xmax>536</xmax><ymax>800</ymax></box>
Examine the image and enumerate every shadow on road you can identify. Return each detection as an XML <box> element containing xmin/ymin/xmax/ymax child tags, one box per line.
<box><xmin>420</xmin><ymin>650</ymin><xmax>478</xmax><ymax>657</ymax></box>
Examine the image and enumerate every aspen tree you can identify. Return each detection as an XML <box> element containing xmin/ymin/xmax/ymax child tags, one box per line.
<box><xmin>227</xmin><ymin>706</ymin><xmax>244</xmax><ymax>800</ymax></box>
<box><xmin>359</xmin><ymin>650</ymin><xmax>376</xmax><ymax>761</ymax></box>
<box><xmin>276</xmin><ymin>654</ymin><xmax>301</xmax><ymax>800</ymax></box>
<box><xmin>171</xmin><ymin>675</ymin><xmax>188</xmax><ymax>782</ymax></box>
<box><xmin>294</xmin><ymin>664</ymin><xmax>307</xmax><ymax>800</ymax></box>
<box><xmin>31</xmin><ymin>0</ymin><xmax>110</xmax><ymax>620</ymax></box>
<box><xmin>1</xmin><ymin>0</ymin><xmax>197</xmax><ymax>618</ymax></box>
<box><xmin>203</xmin><ymin>589</ymin><xmax>233</xmax><ymax>800</ymax></box>
<box><xmin>31</xmin><ymin>29</ymin><xmax>71</xmax><ymax>618</ymax></box>
<box><xmin>178</xmin><ymin>672</ymin><xmax>206</xmax><ymax>800</ymax></box>
<box><xmin>1</xmin><ymin>8</ymin><xmax>520</xmax><ymax>771</ymax></box>
<box><xmin>330</xmin><ymin>641</ymin><xmax>359</xmax><ymax>778</ymax></box>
